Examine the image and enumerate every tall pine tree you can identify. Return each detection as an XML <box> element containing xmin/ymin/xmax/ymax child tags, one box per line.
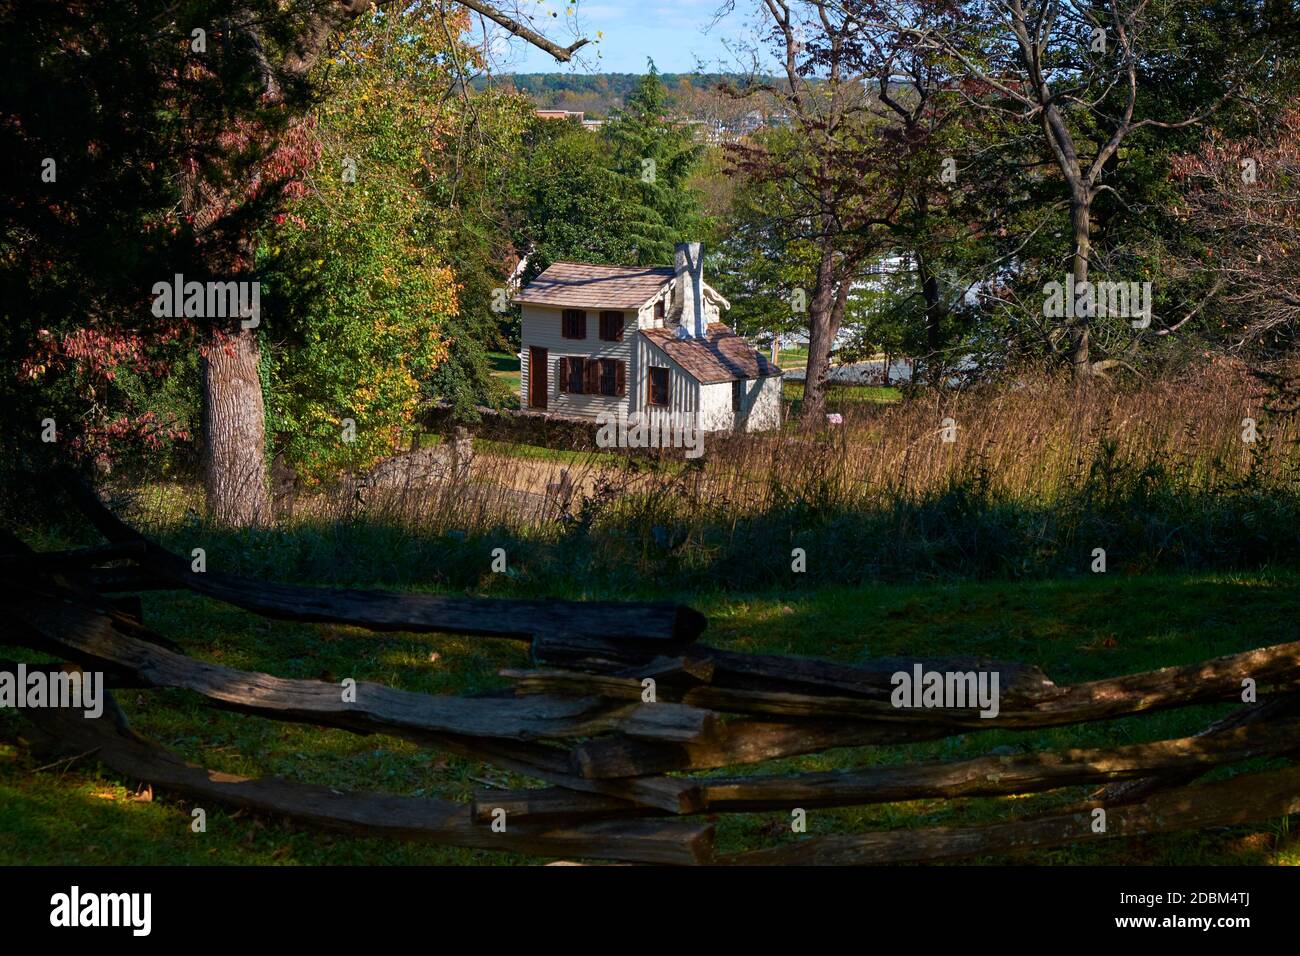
<box><xmin>602</xmin><ymin>62</ymin><xmax>707</xmax><ymax>265</ymax></box>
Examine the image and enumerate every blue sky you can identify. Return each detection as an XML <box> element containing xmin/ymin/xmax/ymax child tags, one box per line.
<box><xmin>484</xmin><ymin>0</ymin><xmax>769</xmax><ymax>74</ymax></box>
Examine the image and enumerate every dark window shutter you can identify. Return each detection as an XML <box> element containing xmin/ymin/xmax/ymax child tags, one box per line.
<box><xmin>600</xmin><ymin>311</ymin><xmax>624</xmax><ymax>341</ymax></box>
<box><xmin>584</xmin><ymin>358</ymin><xmax>599</xmax><ymax>395</ymax></box>
<box><xmin>615</xmin><ymin>360</ymin><xmax>626</xmax><ymax>397</ymax></box>
<box><xmin>567</xmin><ymin>357</ymin><xmax>586</xmax><ymax>394</ymax></box>
<box><xmin>597</xmin><ymin>358</ymin><xmax>616</xmax><ymax>396</ymax></box>
<box><xmin>563</xmin><ymin>309</ymin><xmax>587</xmax><ymax>339</ymax></box>
<box><xmin>557</xmin><ymin>357</ymin><xmax>569</xmax><ymax>393</ymax></box>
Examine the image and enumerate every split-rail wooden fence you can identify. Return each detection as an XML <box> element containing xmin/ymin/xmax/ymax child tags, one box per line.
<box><xmin>5</xmin><ymin>477</ymin><xmax>1300</xmax><ymax>864</ymax></box>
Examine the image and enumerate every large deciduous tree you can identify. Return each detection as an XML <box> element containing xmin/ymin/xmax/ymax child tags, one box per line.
<box><xmin>872</xmin><ymin>0</ymin><xmax>1278</xmax><ymax>381</ymax></box>
<box><xmin>1172</xmin><ymin>108</ymin><xmax>1300</xmax><ymax>405</ymax></box>
<box><xmin>260</xmin><ymin>6</ymin><xmax>488</xmax><ymax>482</ymax></box>
<box><xmin>182</xmin><ymin>2</ymin><xmax>584</xmax><ymax>525</ymax></box>
<box><xmin>852</xmin><ymin>2</ymin><xmax>1015</xmax><ymax>385</ymax></box>
<box><xmin>726</xmin><ymin>1</ymin><xmax>908</xmax><ymax>422</ymax></box>
<box><xmin>4</xmin><ymin>0</ymin><xmax>585</xmax><ymax>525</ymax></box>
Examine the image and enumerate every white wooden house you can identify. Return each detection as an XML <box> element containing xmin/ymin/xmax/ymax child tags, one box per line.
<box><xmin>515</xmin><ymin>242</ymin><xmax>783</xmax><ymax>432</ymax></box>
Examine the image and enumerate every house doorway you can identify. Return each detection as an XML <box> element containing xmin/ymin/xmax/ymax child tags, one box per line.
<box><xmin>529</xmin><ymin>347</ymin><xmax>548</xmax><ymax>410</ymax></box>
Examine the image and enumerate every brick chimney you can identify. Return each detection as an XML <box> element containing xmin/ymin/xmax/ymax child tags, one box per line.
<box><xmin>673</xmin><ymin>241</ymin><xmax>707</xmax><ymax>339</ymax></box>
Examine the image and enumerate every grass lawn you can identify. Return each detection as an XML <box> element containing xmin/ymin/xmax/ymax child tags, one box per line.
<box><xmin>782</xmin><ymin>378</ymin><xmax>902</xmax><ymax>409</ymax></box>
<box><xmin>775</xmin><ymin>345</ymin><xmax>809</xmax><ymax>369</ymax></box>
<box><xmin>488</xmin><ymin>351</ymin><xmax>520</xmax><ymax>393</ymax></box>
<box><xmin>4</xmin><ymin>567</ymin><xmax>1299</xmax><ymax>865</ymax></box>
<box><xmin>472</xmin><ymin>438</ymin><xmax>631</xmax><ymax>468</ymax></box>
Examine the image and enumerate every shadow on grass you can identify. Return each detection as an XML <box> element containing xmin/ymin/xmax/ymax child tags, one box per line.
<box><xmin>5</xmin><ymin>567</ymin><xmax>1299</xmax><ymax>865</ymax></box>
<box><xmin>65</xmin><ymin>479</ymin><xmax>1300</xmax><ymax>604</ymax></box>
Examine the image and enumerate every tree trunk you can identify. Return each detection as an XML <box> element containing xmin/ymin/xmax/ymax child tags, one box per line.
<box><xmin>802</xmin><ymin>317</ymin><xmax>832</xmax><ymax>422</ymax></box>
<box><xmin>1069</xmin><ymin>196</ymin><xmax>1092</xmax><ymax>380</ymax></box>
<box><xmin>202</xmin><ymin>325</ymin><xmax>270</xmax><ymax>527</ymax></box>
<box><xmin>800</xmin><ymin>250</ymin><xmax>840</xmax><ymax>422</ymax></box>
<box><xmin>916</xmin><ymin>248</ymin><xmax>944</xmax><ymax>386</ymax></box>
<box><xmin>176</xmin><ymin>1</ymin><xmax>578</xmax><ymax>525</ymax></box>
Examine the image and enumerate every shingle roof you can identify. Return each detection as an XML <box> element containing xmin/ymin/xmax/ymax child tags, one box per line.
<box><xmin>641</xmin><ymin>326</ymin><xmax>783</xmax><ymax>384</ymax></box>
<box><xmin>515</xmin><ymin>262</ymin><xmax>675</xmax><ymax>309</ymax></box>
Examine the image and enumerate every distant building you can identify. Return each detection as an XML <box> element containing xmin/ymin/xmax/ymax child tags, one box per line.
<box><xmin>707</xmin><ymin>109</ymin><xmax>792</xmax><ymax>143</ymax></box>
<box><xmin>534</xmin><ymin>108</ymin><xmax>603</xmax><ymax>131</ymax></box>
<box><xmin>535</xmin><ymin>108</ymin><xmax>583</xmax><ymax>121</ymax></box>
<box><xmin>515</xmin><ymin>243</ymin><xmax>783</xmax><ymax>433</ymax></box>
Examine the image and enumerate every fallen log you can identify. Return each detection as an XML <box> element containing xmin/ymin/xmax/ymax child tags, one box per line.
<box><xmin>698</xmin><ymin>717</ymin><xmax>1300</xmax><ymax>811</ymax></box>
<box><xmin>616</xmin><ymin>654</ymin><xmax>716</xmax><ymax>684</ymax></box>
<box><xmin>472</xmin><ymin>787</ymin><xmax>647</xmax><ymax>824</ymax></box>
<box><xmin>569</xmin><ymin>719</ymin><xmax>921</xmax><ymax>778</ymax></box>
<box><xmin>529</xmin><ymin>636</ymin><xmax>1300</xmax><ymax>733</ymax></box>
<box><xmin>150</xmin><ymin>571</ymin><xmax>701</xmax><ymax>644</ymax></box>
<box><xmin>726</xmin><ymin>759</ymin><xmax>1300</xmax><ymax>865</ymax></box>
<box><xmin>532</xmin><ymin>633</ymin><xmax>1055</xmax><ymax>703</ymax></box>
<box><xmin>478</xmin><ymin>717</ymin><xmax>1300</xmax><ymax>821</ymax></box>
<box><xmin>1090</xmin><ymin>689</ymin><xmax>1300</xmax><ymax>806</ymax></box>
<box><xmin>507</xmin><ymin>667</ymin><xmax>986</xmax><ymax>723</ymax></box>
<box><xmin>0</xmin><ymin>540</ymin><xmax>147</xmax><ymax>572</ymax></box>
<box><xmin>0</xmin><ymin>656</ymin><xmax>143</xmax><ymax>699</ymax></box>
<box><xmin>1022</xmin><ymin>641</ymin><xmax>1300</xmax><ymax>726</ymax></box>
<box><xmin>0</xmin><ymin>534</ymin><xmax>176</xmax><ymax>650</ymax></box>
<box><xmin>18</xmin><ymin>682</ymin><xmax>713</xmax><ymax>866</ymax></box>
<box><xmin>11</xmin><ymin>589</ymin><xmax>717</xmax><ymax>746</ymax></box>
<box><xmin>8</xmin><ymin>579</ymin><xmax>707</xmax><ymax>813</ymax></box>
<box><xmin>408</xmin><ymin>730</ymin><xmax>703</xmax><ymax>814</ymax></box>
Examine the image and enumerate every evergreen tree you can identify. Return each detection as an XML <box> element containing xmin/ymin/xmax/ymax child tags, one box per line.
<box><xmin>512</xmin><ymin>119</ymin><xmax>639</xmax><ymax>272</ymax></box>
<box><xmin>602</xmin><ymin>61</ymin><xmax>707</xmax><ymax>264</ymax></box>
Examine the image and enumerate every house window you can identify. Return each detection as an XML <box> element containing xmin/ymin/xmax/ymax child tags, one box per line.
<box><xmin>647</xmin><ymin>367</ymin><xmax>669</xmax><ymax>407</ymax></box>
<box><xmin>653</xmin><ymin>299</ymin><xmax>665</xmax><ymax>323</ymax></box>
<box><xmin>599</xmin><ymin>358</ymin><xmax>625</xmax><ymax>397</ymax></box>
<box><xmin>562</xmin><ymin>309</ymin><xmax>587</xmax><ymax>339</ymax></box>
<box><xmin>559</xmin><ymin>356</ymin><xmax>587</xmax><ymax>394</ymax></box>
<box><xmin>599</xmin><ymin>311</ymin><xmax>624</xmax><ymax>341</ymax></box>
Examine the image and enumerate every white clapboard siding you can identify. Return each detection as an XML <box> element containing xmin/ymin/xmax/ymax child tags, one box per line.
<box><xmin>520</xmin><ymin>304</ymin><xmax>635</xmax><ymax>420</ymax></box>
<box><xmin>519</xmin><ymin>275</ymin><xmax>739</xmax><ymax>428</ymax></box>
<box><xmin>636</xmin><ymin>279</ymin><xmax>724</xmax><ymax>332</ymax></box>
<box><xmin>638</xmin><ymin>335</ymin><xmax>701</xmax><ymax>423</ymax></box>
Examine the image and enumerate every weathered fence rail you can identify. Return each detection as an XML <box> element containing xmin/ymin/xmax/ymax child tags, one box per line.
<box><xmin>4</xmin><ymin>480</ymin><xmax>1300</xmax><ymax>864</ymax></box>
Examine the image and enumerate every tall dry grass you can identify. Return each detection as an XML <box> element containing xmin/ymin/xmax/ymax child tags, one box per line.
<box><xmin>112</xmin><ymin>360</ymin><xmax>1300</xmax><ymax>591</ymax></box>
<box><xmin>694</xmin><ymin>360</ymin><xmax>1290</xmax><ymax>515</ymax></box>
